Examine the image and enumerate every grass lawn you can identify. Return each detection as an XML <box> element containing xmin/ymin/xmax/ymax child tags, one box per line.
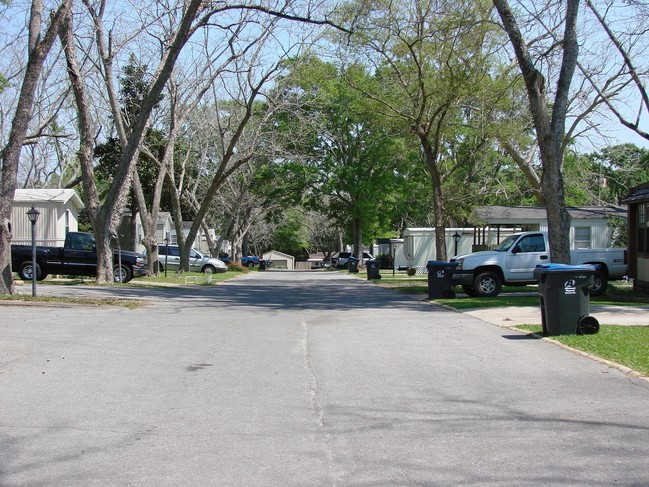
<box><xmin>4</xmin><ymin>268</ymin><xmax>247</xmax><ymax>306</ymax></box>
<box><xmin>372</xmin><ymin>273</ymin><xmax>648</xmax><ymax>308</ymax></box>
<box><xmin>133</xmin><ymin>269</ymin><xmax>245</xmax><ymax>286</ymax></box>
<box><xmin>0</xmin><ymin>293</ymin><xmax>145</xmax><ymax>308</ymax></box>
<box><xmin>516</xmin><ymin>324</ymin><xmax>649</xmax><ymax>377</ymax></box>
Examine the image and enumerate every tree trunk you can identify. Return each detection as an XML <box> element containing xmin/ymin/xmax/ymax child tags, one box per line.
<box><xmin>418</xmin><ymin>132</ymin><xmax>448</xmax><ymax>261</ymax></box>
<box><xmin>493</xmin><ymin>0</ymin><xmax>578</xmax><ymax>263</ymax></box>
<box><xmin>353</xmin><ymin>216</ymin><xmax>362</xmax><ymax>262</ymax></box>
<box><xmin>0</xmin><ymin>0</ymin><xmax>71</xmax><ymax>295</ymax></box>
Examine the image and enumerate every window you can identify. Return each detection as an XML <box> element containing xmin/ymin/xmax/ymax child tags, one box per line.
<box><xmin>574</xmin><ymin>227</ymin><xmax>591</xmax><ymax>249</ymax></box>
<box><xmin>70</xmin><ymin>233</ymin><xmax>94</xmax><ymax>251</ymax></box>
<box><xmin>517</xmin><ymin>234</ymin><xmax>546</xmax><ymax>252</ymax></box>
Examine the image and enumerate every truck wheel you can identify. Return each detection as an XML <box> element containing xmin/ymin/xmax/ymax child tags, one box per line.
<box><xmin>202</xmin><ymin>264</ymin><xmax>216</xmax><ymax>274</ymax></box>
<box><xmin>19</xmin><ymin>262</ymin><xmax>47</xmax><ymax>281</ymax></box>
<box><xmin>473</xmin><ymin>272</ymin><xmax>502</xmax><ymax>297</ymax></box>
<box><xmin>461</xmin><ymin>285</ymin><xmax>478</xmax><ymax>297</ymax></box>
<box><xmin>113</xmin><ymin>264</ymin><xmax>132</xmax><ymax>283</ymax></box>
<box><xmin>247</xmin><ymin>261</ymin><xmax>254</xmax><ymax>268</ymax></box>
<box><xmin>590</xmin><ymin>271</ymin><xmax>608</xmax><ymax>296</ymax></box>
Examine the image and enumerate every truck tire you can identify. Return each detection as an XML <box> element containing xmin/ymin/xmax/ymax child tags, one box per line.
<box><xmin>113</xmin><ymin>264</ymin><xmax>132</xmax><ymax>283</ymax></box>
<box><xmin>461</xmin><ymin>285</ymin><xmax>478</xmax><ymax>297</ymax></box>
<box><xmin>473</xmin><ymin>272</ymin><xmax>502</xmax><ymax>297</ymax></box>
<box><xmin>18</xmin><ymin>262</ymin><xmax>48</xmax><ymax>281</ymax></box>
<box><xmin>247</xmin><ymin>261</ymin><xmax>255</xmax><ymax>268</ymax></box>
<box><xmin>590</xmin><ymin>271</ymin><xmax>608</xmax><ymax>296</ymax></box>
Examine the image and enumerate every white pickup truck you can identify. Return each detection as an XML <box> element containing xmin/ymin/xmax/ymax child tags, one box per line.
<box><xmin>450</xmin><ymin>231</ymin><xmax>627</xmax><ymax>297</ymax></box>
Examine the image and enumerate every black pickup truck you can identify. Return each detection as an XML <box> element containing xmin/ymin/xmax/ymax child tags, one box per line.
<box><xmin>11</xmin><ymin>232</ymin><xmax>146</xmax><ymax>283</ymax></box>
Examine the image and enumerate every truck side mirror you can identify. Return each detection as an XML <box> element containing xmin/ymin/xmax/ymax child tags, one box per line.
<box><xmin>512</xmin><ymin>245</ymin><xmax>520</xmax><ymax>254</ymax></box>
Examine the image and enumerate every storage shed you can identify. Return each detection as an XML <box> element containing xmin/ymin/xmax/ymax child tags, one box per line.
<box><xmin>262</xmin><ymin>250</ymin><xmax>295</xmax><ymax>269</ymax></box>
<box><xmin>12</xmin><ymin>189</ymin><xmax>84</xmax><ymax>246</ymax></box>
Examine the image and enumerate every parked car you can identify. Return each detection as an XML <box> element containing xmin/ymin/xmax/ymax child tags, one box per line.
<box><xmin>335</xmin><ymin>251</ymin><xmax>374</xmax><ymax>269</ymax></box>
<box><xmin>155</xmin><ymin>245</ymin><xmax>227</xmax><ymax>274</ymax></box>
<box><xmin>241</xmin><ymin>255</ymin><xmax>260</xmax><ymax>268</ymax></box>
<box><xmin>451</xmin><ymin>231</ymin><xmax>627</xmax><ymax>297</ymax></box>
<box><xmin>11</xmin><ymin>231</ymin><xmax>146</xmax><ymax>283</ymax></box>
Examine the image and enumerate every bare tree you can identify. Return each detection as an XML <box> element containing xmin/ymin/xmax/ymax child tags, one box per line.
<box><xmin>130</xmin><ymin>17</ymin><xmax>257</xmax><ymax>276</ymax></box>
<box><xmin>0</xmin><ymin>0</ymin><xmax>71</xmax><ymax>294</ymax></box>
<box><xmin>61</xmin><ymin>0</ymin><xmax>346</xmax><ymax>282</ymax></box>
<box><xmin>168</xmin><ymin>60</ymin><xmax>282</xmax><ymax>271</ymax></box>
<box><xmin>583</xmin><ymin>0</ymin><xmax>649</xmax><ymax>141</ymax></box>
<box><xmin>493</xmin><ymin>0</ymin><xmax>578</xmax><ymax>262</ymax></box>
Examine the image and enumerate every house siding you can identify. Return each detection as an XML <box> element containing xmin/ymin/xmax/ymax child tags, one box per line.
<box><xmin>12</xmin><ymin>190</ymin><xmax>81</xmax><ymax>246</ymax></box>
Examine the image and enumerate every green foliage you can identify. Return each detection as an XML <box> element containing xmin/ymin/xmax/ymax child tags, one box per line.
<box><xmin>269</xmin><ymin>208</ymin><xmax>310</xmax><ymax>259</ymax></box>
<box><xmin>273</xmin><ymin>55</ymin><xmax>419</xmax><ymax>247</ymax></box>
<box><xmin>0</xmin><ymin>73</ymin><xmax>8</xmax><ymax>92</ymax></box>
<box><xmin>119</xmin><ymin>54</ymin><xmax>164</xmax><ymax>123</ymax></box>
<box><xmin>589</xmin><ymin>144</ymin><xmax>649</xmax><ymax>202</ymax></box>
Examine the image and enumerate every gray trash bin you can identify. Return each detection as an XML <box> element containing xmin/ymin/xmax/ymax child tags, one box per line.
<box><xmin>426</xmin><ymin>261</ymin><xmax>458</xmax><ymax>299</ymax></box>
<box><xmin>348</xmin><ymin>256</ymin><xmax>360</xmax><ymax>273</ymax></box>
<box><xmin>366</xmin><ymin>259</ymin><xmax>381</xmax><ymax>280</ymax></box>
<box><xmin>534</xmin><ymin>264</ymin><xmax>600</xmax><ymax>336</ymax></box>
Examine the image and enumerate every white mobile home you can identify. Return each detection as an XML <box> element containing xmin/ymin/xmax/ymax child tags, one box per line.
<box><xmin>12</xmin><ymin>189</ymin><xmax>84</xmax><ymax>246</ymax></box>
<box><xmin>403</xmin><ymin>205</ymin><xmax>628</xmax><ymax>271</ymax></box>
<box><xmin>402</xmin><ymin>227</ymin><xmax>511</xmax><ymax>271</ymax></box>
<box><xmin>470</xmin><ymin>206</ymin><xmax>627</xmax><ymax>249</ymax></box>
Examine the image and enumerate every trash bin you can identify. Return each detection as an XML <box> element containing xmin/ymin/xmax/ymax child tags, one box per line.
<box><xmin>366</xmin><ymin>259</ymin><xmax>381</xmax><ymax>280</ymax></box>
<box><xmin>426</xmin><ymin>261</ymin><xmax>458</xmax><ymax>299</ymax></box>
<box><xmin>534</xmin><ymin>264</ymin><xmax>600</xmax><ymax>336</ymax></box>
<box><xmin>258</xmin><ymin>259</ymin><xmax>267</xmax><ymax>271</ymax></box>
<box><xmin>348</xmin><ymin>256</ymin><xmax>360</xmax><ymax>273</ymax></box>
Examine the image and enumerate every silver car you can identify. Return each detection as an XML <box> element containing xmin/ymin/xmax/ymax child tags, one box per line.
<box><xmin>156</xmin><ymin>245</ymin><xmax>227</xmax><ymax>274</ymax></box>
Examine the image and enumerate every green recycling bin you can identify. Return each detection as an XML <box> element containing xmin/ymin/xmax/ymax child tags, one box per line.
<box><xmin>534</xmin><ymin>264</ymin><xmax>600</xmax><ymax>336</ymax></box>
<box><xmin>426</xmin><ymin>261</ymin><xmax>458</xmax><ymax>299</ymax></box>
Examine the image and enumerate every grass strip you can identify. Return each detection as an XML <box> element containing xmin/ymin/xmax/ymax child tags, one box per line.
<box><xmin>0</xmin><ymin>294</ymin><xmax>145</xmax><ymax>308</ymax></box>
<box><xmin>516</xmin><ymin>324</ymin><xmax>649</xmax><ymax>377</ymax></box>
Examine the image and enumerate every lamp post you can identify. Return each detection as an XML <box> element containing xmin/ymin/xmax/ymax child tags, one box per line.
<box><xmin>389</xmin><ymin>238</ymin><xmax>402</xmax><ymax>277</ymax></box>
<box><xmin>452</xmin><ymin>232</ymin><xmax>461</xmax><ymax>257</ymax></box>
<box><xmin>164</xmin><ymin>233</ymin><xmax>169</xmax><ymax>278</ymax></box>
<box><xmin>26</xmin><ymin>206</ymin><xmax>40</xmax><ymax>297</ymax></box>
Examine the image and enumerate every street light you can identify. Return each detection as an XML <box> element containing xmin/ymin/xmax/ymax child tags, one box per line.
<box><xmin>26</xmin><ymin>206</ymin><xmax>40</xmax><ymax>297</ymax></box>
<box><xmin>452</xmin><ymin>232</ymin><xmax>461</xmax><ymax>257</ymax></box>
<box><xmin>389</xmin><ymin>238</ymin><xmax>402</xmax><ymax>277</ymax></box>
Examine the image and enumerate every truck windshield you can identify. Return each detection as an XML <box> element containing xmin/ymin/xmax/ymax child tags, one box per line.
<box><xmin>494</xmin><ymin>235</ymin><xmax>519</xmax><ymax>252</ymax></box>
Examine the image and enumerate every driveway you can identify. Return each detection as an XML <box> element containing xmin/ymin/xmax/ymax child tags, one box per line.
<box><xmin>1</xmin><ymin>271</ymin><xmax>649</xmax><ymax>486</ymax></box>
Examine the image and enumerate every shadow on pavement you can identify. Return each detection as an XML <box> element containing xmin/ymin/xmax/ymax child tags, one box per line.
<box><xmin>35</xmin><ymin>273</ymin><xmax>441</xmax><ymax>312</ymax></box>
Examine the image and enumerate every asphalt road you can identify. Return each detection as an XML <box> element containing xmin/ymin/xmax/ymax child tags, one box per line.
<box><xmin>1</xmin><ymin>271</ymin><xmax>649</xmax><ymax>486</ymax></box>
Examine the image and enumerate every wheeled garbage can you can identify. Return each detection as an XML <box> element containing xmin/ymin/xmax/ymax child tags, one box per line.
<box><xmin>366</xmin><ymin>259</ymin><xmax>381</xmax><ymax>280</ymax></box>
<box><xmin>259</xmin><ymin>259</ymin><xmax>267</xmax><ymax>271</ymax></box>
<box><xmin>426</xmin><ymin>261</ymin><xmax>458</xmax><ymax>299</ymax></box>
<box><xmin>348</xmin><ymin>256</ymin><xmax>360</xmax><ymax>273</ymax></box>
<box><xmin>534</xmin><ymin>264</ymin><xmax>600</xmax><ymax>336</ymax></box>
